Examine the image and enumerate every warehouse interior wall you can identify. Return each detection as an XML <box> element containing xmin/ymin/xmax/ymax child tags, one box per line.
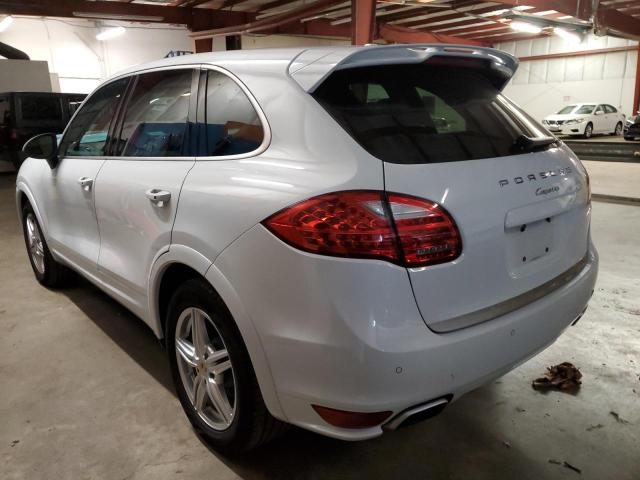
<box><xmin>0</xmin><ymin>17</ymin><xmax>192</xmax><ymax>93</ymax></box>
<box><xmin>496</xmin><ymin>35</ymin><xmax>639</xmax><ymax>121</ymax></box>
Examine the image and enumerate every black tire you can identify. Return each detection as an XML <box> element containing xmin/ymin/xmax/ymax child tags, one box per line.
<box><xmin>613</xmin><ymin>122</ymin><xmax>623</xmax><ymax>136</ymax></box>
<box><xmin>21</xmin><ymin>202</ymin><xmax>72</xmax><ymax>288</ymax></box>
<box><xmin>166</xmin><ymin>278</ymin><xmax>286</xmax><ymax>452</ymax></box>
<box><xmin>583</xmin><ymin>123</ymin><xmax>593</xmax><ymax>139</ymax></box>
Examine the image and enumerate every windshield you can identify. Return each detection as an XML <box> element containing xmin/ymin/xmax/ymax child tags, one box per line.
<box><xmin>557</xmin><ymin>105</ymin><xmax>576</xmax><ymax>114</ymax></box>
<box><xmin>312</xmin><ymin>63</ymin><xmax>549</xmax><ymax>165</ymax></box>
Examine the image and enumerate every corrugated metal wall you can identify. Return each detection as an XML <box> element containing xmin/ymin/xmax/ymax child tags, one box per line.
<box><xmin>496</xmin><ymin>35</ymin><xmax>638</xmax><ymax>121</ymax></box>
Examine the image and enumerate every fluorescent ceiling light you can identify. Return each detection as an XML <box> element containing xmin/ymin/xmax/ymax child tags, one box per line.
<box><xmin>510</xmin><ymin>21</ymin><xmax>542</xmax><ymax>34</ymax></box>
<box><xmin>96</xmin><ymin>26</ymin><xmax>125</xmax><ymax>41</ymax></box>
<box><xmin>0</xmin><ymin>15</ymin><xmax>14</xmax><ymax>32</ymax></box>
<box><xmin>554</xmin><ymin>27</ymin><xmax>582</xmax><ymax>44</ymax></box>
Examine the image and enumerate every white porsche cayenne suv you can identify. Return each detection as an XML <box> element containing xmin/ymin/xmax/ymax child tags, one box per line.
<box><xmin>17</xmin><ymin>45</ymin><xmax>598</xmax><ymax>451</ymax></box>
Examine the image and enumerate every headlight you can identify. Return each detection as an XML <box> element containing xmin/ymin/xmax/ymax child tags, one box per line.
<box><xmin>565</xmin><ymin>119</ymin><xmax>577</xmax><ymax>125</ymax></box>
<box><xmin>542</xmin><ymin>120</ymin><xmax>548</xmax><ymax>124</ymax></box>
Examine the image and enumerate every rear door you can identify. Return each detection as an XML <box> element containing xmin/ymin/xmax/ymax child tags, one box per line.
<box><xmin>313</xmin><ymin>60</ymin><xmax>590</xmax><ymax>333</ymax></box>
<box><xmin>94</xmin><ymin>67</ymin><xmax>197</xmax><ymax>315</ymax></box>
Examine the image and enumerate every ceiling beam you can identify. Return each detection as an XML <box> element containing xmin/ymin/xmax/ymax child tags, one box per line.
<box><xmin>493</xmin><ymin>1</ymin><xmax>593</xmax><ymax>20</ymax></box>
<box><xmin>378</xmin><ymin>23</ymin><xmax>489</xmax><ymax>46</ymax></box>
<box><xmin>596</xmin><ymin>7</ymin><xmax>640</xmax><ymax>39</ymax></box>
<box><xmin>0</xmin><ymin>0</ymin><xmax>192</xmax><ymax>24</ymax></box>
<box><xmin>190</xmin><ymin>0</ymin><xmax>344</xmax><ymax>38</ymax></box>
<box><xmin>351</xmin><ymin>0</ymin><xmax>376</xmax><ymax>45</ymax></box>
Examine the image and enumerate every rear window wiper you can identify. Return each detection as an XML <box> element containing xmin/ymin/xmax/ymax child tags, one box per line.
<box><xmin>511</xmin><ymin>135</ymin><xmax>558</xmax><ymax>154</ymax></box>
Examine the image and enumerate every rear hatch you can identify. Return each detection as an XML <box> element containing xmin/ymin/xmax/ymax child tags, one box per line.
<box><xmin>310</xmin><ymin>47</ymin><xmax>591</xmax><ymax>333</ymax></box>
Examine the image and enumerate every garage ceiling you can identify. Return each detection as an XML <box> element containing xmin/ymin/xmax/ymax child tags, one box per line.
<box><xmin>1</xmin><ymin>0</ymin><xmax>639</xmax><ymax>45</ymax></box>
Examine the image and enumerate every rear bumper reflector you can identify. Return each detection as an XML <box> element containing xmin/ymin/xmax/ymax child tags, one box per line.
<box><xmin>312</xmin><ymin>405</ymin><xmax>392</xmax><ymax>429</ymax></box>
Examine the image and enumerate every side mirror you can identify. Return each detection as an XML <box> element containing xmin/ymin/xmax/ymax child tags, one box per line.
<box><xmin>22</xmin><ymin>133</ymin><xmax>59</xmax><ymax>169</ymax></box>
<box><xmin>595</xmin><ymin>110</ymin><xmax>604</xmax><ymax>116</ymax></box>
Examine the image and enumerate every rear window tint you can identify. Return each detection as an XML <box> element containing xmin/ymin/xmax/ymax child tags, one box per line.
<box><xmin>19</xmin><ymin>96</ymin><xmax>62</xmax><ymax>121</ymax></box>
<box><xmin>312</xmin><ymin>64</ymin><xmax>550</xmax><ymax>164</ymax></box>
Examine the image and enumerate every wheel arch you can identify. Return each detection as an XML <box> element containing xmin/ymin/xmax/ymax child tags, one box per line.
<box><xmin>148</xmin><ymin>245</ymin><xmax>286</xmax><ymax>421</ymax></box>
<box><xmin>15</xmin><ymin>183</ymin><xmax>49</xmax><ymax>238</ymax></box>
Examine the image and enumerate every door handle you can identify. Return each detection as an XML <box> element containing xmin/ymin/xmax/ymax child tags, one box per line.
<box><xmin>145</xmin><ymin>188</ymin><xmax>171</xmax><ymax>207</ymax></box>
<box><xmin>77</xmin><ymin>177</ymin><xmax>93</xmax><ymax>191</ymax></box>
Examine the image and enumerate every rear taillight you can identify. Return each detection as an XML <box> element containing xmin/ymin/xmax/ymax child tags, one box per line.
<box><xmin>262</xmin><ymin>190</ymin><xmax>461</xmax><ymax>268</ymax></box>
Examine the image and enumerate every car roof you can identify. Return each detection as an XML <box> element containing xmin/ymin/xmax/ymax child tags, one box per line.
<box><xmin>106</xmin><ymin>44</ymin><xmax>519</xmax><ymax>92</ymax></box>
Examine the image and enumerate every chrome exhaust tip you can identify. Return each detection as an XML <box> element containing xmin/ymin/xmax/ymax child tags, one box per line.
<box><xmin>383</xmin><ymin>397</ymin><xmax>450</xmax><ymax>430</ymax></box>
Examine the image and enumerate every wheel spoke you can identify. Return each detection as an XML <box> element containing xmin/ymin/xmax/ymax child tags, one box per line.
<box><xmin>207</xmin><ymin>378</ymin><xmax>233</xmax><ymax>424</ymax></box>
<box><xmin>205</xmin><ymin>349</ymin><xmax>229</xmax><ymax>370</ymax></box>
<box><xmin>191</xmin><ymin>308</ymin><xmax>209</xmax><ymax>358</ymax></box>
<box><xmin>176</xmin><ymin>338</ymin><xmax>197</xmax><ymax>367</ymax></box>
<box><xmin>211</xmin><ymin>359</ymin><xmax>232</xmax><ymax>376</ymax></box>
<box><xmin>193</xmin><ymin>376</ymin><xmax>208</xmax><ymax>411</ymax></box>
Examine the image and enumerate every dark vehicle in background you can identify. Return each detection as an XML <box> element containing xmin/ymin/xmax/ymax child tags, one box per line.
<box><xmin>624</xmin><ymin>113</ymin><xmax>640</xmax><ymax>141</ymax></box>
<box><xmin>0</xmin><ymin>91</ymin><xmax>85</xmax><ymax>169</ymax></box>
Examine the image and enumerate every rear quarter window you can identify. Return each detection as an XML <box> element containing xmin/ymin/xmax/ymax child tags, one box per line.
<box><xmin>312</xmin><ymin>63</ymin><xmax>549</xmax><ymax>164</ymax></box>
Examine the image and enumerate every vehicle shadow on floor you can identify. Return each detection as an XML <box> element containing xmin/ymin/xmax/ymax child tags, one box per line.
<box><xmin>63</xmin><ymin>275</ymin><xmax>175</xmax><ymax>394</ymax></box>
<box><xmin>61</xmin><ymin>275</ymin><xmax>546</xmax><ymax>480</ymax></box>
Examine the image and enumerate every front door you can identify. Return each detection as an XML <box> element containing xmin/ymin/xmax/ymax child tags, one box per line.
<box><xmin>94</xmin><ymin>68</ymin><xmax>196</xmax><ymax>315</ymax></box>
<box><xmin>42</xmin><ymin>78</ymin><xmax>128</xmax><ymax>272</ymax></box>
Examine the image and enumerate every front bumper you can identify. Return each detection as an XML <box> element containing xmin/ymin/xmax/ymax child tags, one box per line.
<box><xmin>546</xmin><ymin>123</ymin><xmax>587</xmax><ymax>136</ymax></box>
<box><xmin>214</xmin><ymin>225</ymin><xmax>599</xmax><ymax>440</ymax></box>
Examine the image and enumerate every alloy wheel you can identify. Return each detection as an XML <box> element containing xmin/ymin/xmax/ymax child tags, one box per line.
<box><xmin>26</xmin><ymin>213</ymin><xmax>45</xmax><ymax>275</ymax></box>
<box><xmin>175</xmin><ymin>307</ymin><xmax>236</xmax><ymax>431</ymax></box>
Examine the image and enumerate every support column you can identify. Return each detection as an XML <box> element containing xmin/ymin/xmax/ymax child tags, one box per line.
<box><xmin>351</xmin><ymin>0</ymin><xmax>376</xmax><ymax>45</ymax></box>
<box><xmin>194</xmin><ymin>38</ymin><xmax>213</xmax><ymax>53</ymax></box>
<box><xmin>633</xmin><ymin>45</ymin><xmax>640</xmax><ymax>115</ymax></box>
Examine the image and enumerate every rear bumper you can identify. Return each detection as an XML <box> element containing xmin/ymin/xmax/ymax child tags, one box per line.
<box><xmin>214</xmin><ymin>226</ymin><xmax>598</xmax><ymax>441</ymax></box>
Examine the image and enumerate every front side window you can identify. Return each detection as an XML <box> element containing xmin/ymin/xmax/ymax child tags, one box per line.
<box><xmin>204</xmin><ymin>70</ymin><xmax>264</xmax><ymax>156</ymax></box>
<box><xmin>114</xmin><ymin>69</ymin><xmax>192</xmax><ymax>157</ymax></box>
<box><xmin>59</xmin><ymin>78</ymin><xmax>128</xmax><ymax>157</ymax></box>
<box><xmin>605</xmin><ymin>105</ymin><xmax>617</xmax><ymax>114</ymax></box>
<box><xmin>576</xmin><ymin>105</ymin><xmax>595</xmax><ymax>114</ymax></box>
<box><xmin>312</xmin><ymin>63</ymin><xmax>549</xmax><ymax>165</ymax></box>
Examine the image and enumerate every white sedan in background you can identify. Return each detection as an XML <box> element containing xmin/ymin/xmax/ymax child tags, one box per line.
<box><xmin>543</xmin><ymin>103</ymin><xmax>625</xmax><ymax>138</ymax></box>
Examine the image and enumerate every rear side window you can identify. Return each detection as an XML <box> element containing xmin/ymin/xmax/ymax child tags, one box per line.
<box><xmin>605</xmin><ymin>105</ymin><xmax>617</xmax><ymax>114</ymax></box>
<box><xmin>60</xmin><ymin>78</ymin><xmax>128</xmax><ymax>157</ymax></box>
<box><xmin>115</xmin><ymin>69</ymin><xmax>192</xmax><ymax>157</ymax></box>
<box><xmin>203</xmin><ymin>70</ymin><xmax>264</xmax><ymax>156</ymax></box>
<box><xmin>312</xmin><ymin>63</ymin><xmax>549</xmax><ymax>164</ymax></box>
<box><xmin>19</xmin><ymin>95</ymin><xmax>62</xmax><ymax>123</ymax></box>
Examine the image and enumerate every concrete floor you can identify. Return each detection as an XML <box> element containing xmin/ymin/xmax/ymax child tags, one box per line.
<box><xmin>1</xmin><ymin>172</ymin><xmax>639</xmax><ymax>480</ymax></box>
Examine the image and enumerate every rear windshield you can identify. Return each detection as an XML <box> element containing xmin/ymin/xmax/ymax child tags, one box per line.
<box><xmin>312</xmin><ymin>63</ymin><xmax>549</xmax><ymax>164</ymax></box>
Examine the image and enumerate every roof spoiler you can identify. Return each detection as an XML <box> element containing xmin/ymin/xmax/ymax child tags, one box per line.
<box><xmin>290</xmin><ymin>44</ymin><xmax>518</xmax><ymax>93</ymax></box>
